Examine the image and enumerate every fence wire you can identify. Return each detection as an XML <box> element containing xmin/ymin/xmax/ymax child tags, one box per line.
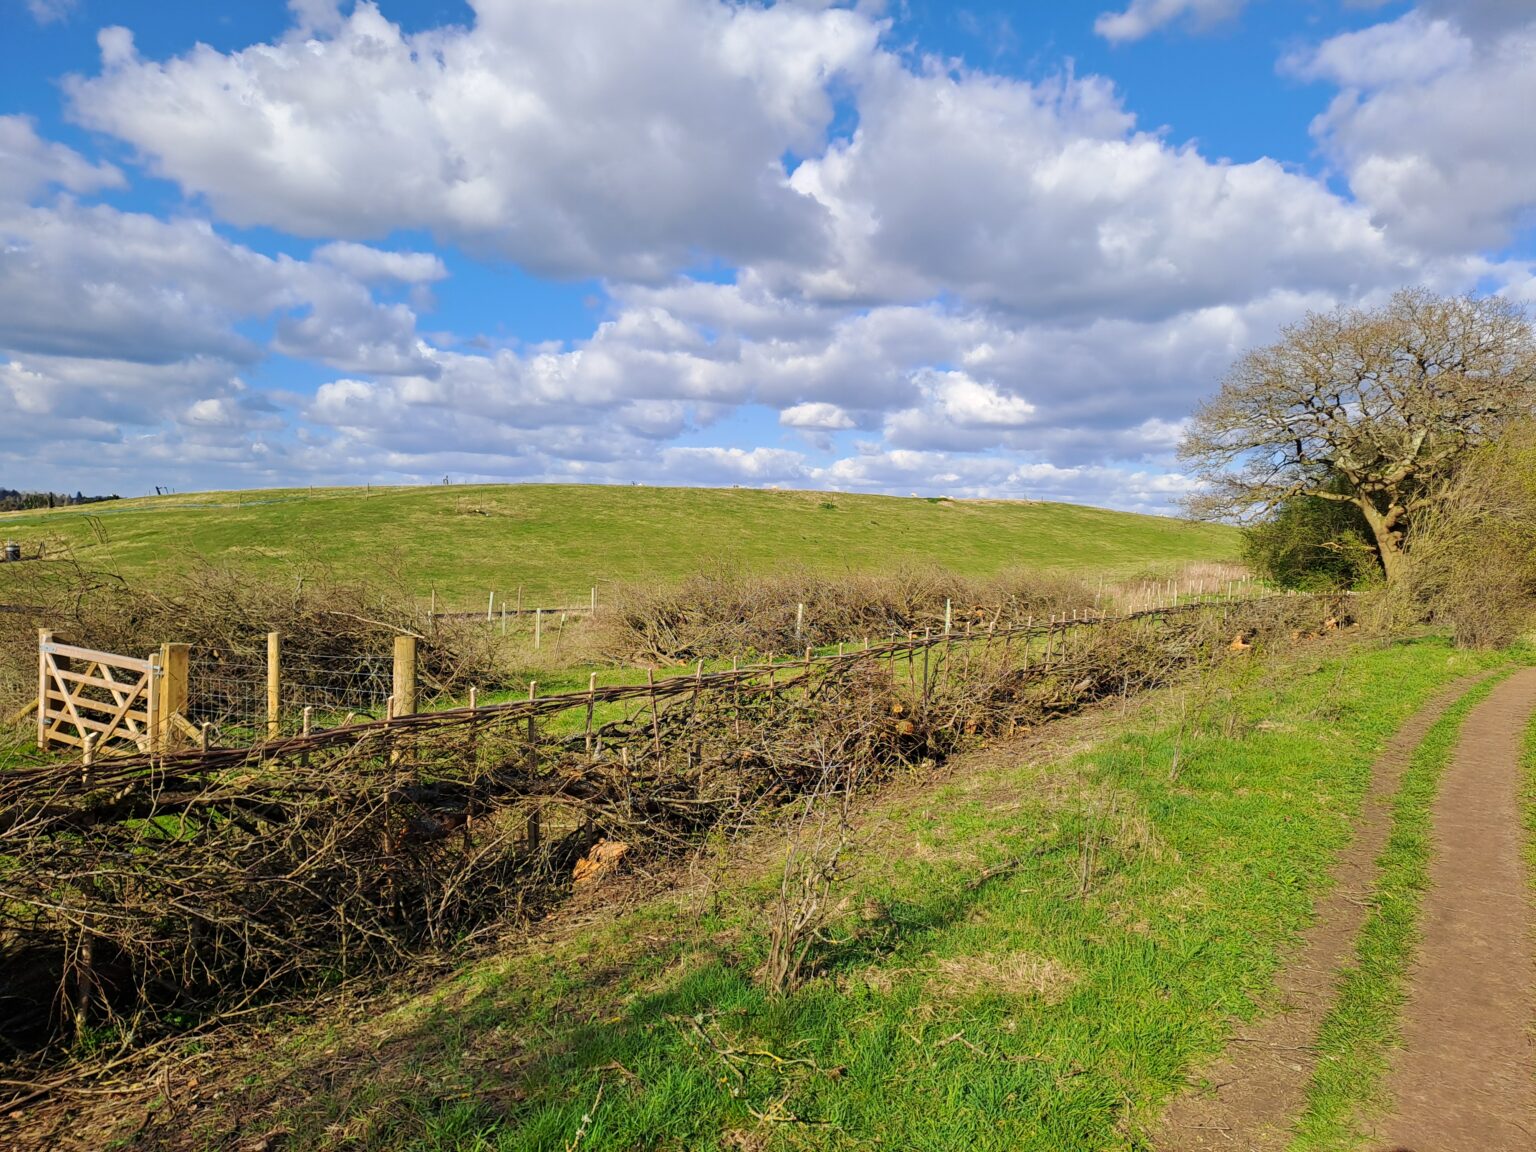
<box><xmin>188</xmin><ymin>648</ymin><xmax>395</xmax><ymax>738</ymax></box>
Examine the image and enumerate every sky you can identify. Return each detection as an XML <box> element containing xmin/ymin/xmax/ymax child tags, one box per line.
<box><xmin>2</xmin><ymin>0</ymin><xmax>1534</xmax><ymax>508</ymax></box>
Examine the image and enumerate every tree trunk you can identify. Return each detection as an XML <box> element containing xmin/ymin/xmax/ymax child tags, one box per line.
<box><xmin>1356</xmin><ymin>498</ymin><xmax>1408</xmax><ymax>583</ymax></box>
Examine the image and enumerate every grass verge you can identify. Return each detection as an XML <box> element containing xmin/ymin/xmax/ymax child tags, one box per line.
<box><xmin>1285</xmin><ymin>667</ymin><xmax>1516</xmax><ymax>1151</ymax></box>
<box><xmin>132</xmin><ymin>638</ymin><xmax>1500</xmax><ymax>1151</ymax></box>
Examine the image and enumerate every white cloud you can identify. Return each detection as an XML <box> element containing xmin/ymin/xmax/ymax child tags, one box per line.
<box><xmin>1285</xmin><ymin>12</ymin><xmax>1471</xmax><ymax>88</ymax></box>
<box><xmin>919</xmin><ymin>370</ymin><xmax>1035</xmax><ymax>427</ymax></box>
<box><xmin>0</xmin><ymin>115</ymin><xmax>122</xmax><ymax>205</ymax></box>
<box><xmin>1299</xmin><ymin>12</ymin><xmax>1536</xmax><ymax>251</ymax></box>
<box><xmin>1421</xmin><ymin>0</ymin><xmax>1536</xmax><ymax>39</ymax></box>
<box><xmin>67</xmin><ymin>1</ymin><xmax>879</xmax><ymax>281</ymax></box>
<box><xmin>287</xmin><ymin>0</ymin><xmax>345</xmax><ymax>36</ymax></box>
<box><xmin>782</xmin><ymin>58</ymin><xmax>1409</xmax><ymax>320</ymax></box>
<box><xmin>781</xmin><ymin>402</ymin><xmax>857</xmax><ymax>430</ymax></box>
<box><xmin>313</xmin><ymin>242</ymin><xmax>447</xmax><ymax>284</ymax></box>
<box><xmin>1094</xmin><ymin>0</ymin><xmax>1246</xmax><ymax>44</ymax></box>
<box><xmin>25</xmin><ymin>0</ymin><xmax>77</xmax><ymax>26</ymax></box>
<box><xmin>0</xmin><ymin>352</ymin><xmax>247</xmax><ymax>441</ymax></box>
<box><xmin>659</xmin><ymin>446</ymin><xmax>810</xmax><ymax>485</ymax></box>
<box><xmin>11</xmin><ymin>0</ymin><xmax>1530</xmax><ymax>508</ymax></box>
<box><xmin>0</xmin><ymin>197</ymin><xmax>436</xmax><ymax>375</ymax></box>
<box><xmin>61</xmin><ymin>2</ymin><xmax>1421</xmax><ymax>328</ymax></box>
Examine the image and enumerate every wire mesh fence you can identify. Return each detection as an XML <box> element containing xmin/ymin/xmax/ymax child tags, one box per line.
<box><xmin>186</xmin><ymin>653</ymin><xmax>265</xmax><ymax>734</ymax></box>
<box><xmin>187</xmin><ymin>647</ymin><xmax>396</xmax><ymax>738</ymax></box>
<box><xmin>279</xmin><ymin>650</ymin><xmax>393</xmax><ymax>727</ymax></box>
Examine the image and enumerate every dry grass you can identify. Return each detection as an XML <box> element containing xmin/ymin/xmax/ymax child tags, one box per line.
<box><xmin>930</xmin><ymin>951</ymin><xmax>1080</xmax><ymax>1005</ymax></box>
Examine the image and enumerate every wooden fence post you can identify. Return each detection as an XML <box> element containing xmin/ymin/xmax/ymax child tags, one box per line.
<box><xmin>534</xmin><ymin>608</ymin><xmax>542</xmax><ymax>650</ymax></box>
<box><xmin>922</xmin><ymin>628</ymin><xmax>931</xmax><ymax>706</ymax></box>
<box><xmin>36</xmin><ymin>628</ymin><xmax>51</xmax><ymax>752</ymax></box>
<box><xmin>157</xmin><ymin>642</ymin><xmax>189</xmax><ymax>752</ymax></box>
<box><xmin>585</xmin><ymin>671</ymin><xmax>597</xmax><ymax>755</ymax></box>
<box><xmin>393</xmin><ymin>635</ymin><xmax>418</xmax><ymax>718</ymax></box>
<box><xmin>526</xmin><ymin>680</ymin><xmax>541</xmax><ymax>851</ymax></box>
<box><xmin>647</xmin><ymin>668</ymin><xmax>661</xmax><ymax>756</ymax></box>
<box><xmin>464</xmin><ymin>686</ymin><xmax>479</xmax><ymax>837</ymax></box>
<box><xmin>266</xmin><ymin>631</ymin><xmax>281</xmax><ymax>741</ymax></box>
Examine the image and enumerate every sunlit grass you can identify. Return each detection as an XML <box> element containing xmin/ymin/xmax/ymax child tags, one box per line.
<box><xmin>0</xmin><ymin>484</ymin><xmax>1237</xmax><ymax>604</ymax></box>
<box><xmin>229</xmin><ymin>637</ymin><xmax>1507</xmax><ymax>1151</ymax></box>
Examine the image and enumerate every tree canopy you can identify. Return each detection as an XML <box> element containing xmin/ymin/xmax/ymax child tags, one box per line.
<box><xmin>1180</xmin><ymin>288</ymin><xmax>1536</xmax><ymax>581</ymax></box>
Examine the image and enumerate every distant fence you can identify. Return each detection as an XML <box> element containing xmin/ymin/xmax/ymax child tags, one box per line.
<box><xmin>14</xmin><ymin>583</ymin><xmax>1287</xmax><ymax>780</ymax></box>
<box><xmin>7</xmin><ymin>573</ymin><xmax>1267</xmax><ymax>755</ymax></box>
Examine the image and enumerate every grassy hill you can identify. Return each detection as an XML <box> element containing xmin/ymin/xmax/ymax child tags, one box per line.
<box><xmin>0</xmin><ymin>485</ymin><xmax>1238</xmax><ymax>604</ymax></box>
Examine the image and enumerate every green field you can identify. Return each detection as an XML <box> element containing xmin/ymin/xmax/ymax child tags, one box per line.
<box><xmin>0</xmin><ymin>485</ymin><xmax>1238</xmax><ymax>603</ymax></box>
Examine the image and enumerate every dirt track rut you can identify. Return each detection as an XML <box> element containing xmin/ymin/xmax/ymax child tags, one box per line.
<box><xmin>1148</xmin><ymin>674</ymin><xmax>1495</xmax><ymax>1152</ymax></box>
<box><xmin>1372</xmin><ymin>667</ymin><xmax>1536</xmax><ymax>1151</ymax></box>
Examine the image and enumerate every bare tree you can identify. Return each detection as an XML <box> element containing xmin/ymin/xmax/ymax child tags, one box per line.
<box><xmin>1180</xmin><ymin>288</ymin><xmax>1536</xmax><ymax>582</ymax></box>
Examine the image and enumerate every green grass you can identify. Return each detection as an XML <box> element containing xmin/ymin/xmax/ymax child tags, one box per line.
<box><xmin>1286</xmin><ymin>667</ymin><xmax>1515</xmax><ymax>1151</ymax></box>
<box><xmin>168</xmin><ymin>637</ymin><xmax>1500</xmax><ymax>1152</ymax></box>
<box><xmin>0</xmin><ymin>484</ymin><xmax>1237</xmax><ymax>603</ymax></box>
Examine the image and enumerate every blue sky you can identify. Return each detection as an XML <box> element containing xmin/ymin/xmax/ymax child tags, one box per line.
<box><xmin>3</xmin><ymin>0</ymin><xmax>1534</xmax><ymax>507</ymax></box>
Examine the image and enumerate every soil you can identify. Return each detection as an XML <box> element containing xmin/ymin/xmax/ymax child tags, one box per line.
<box><xmin>1371</xmin><ymin>667</ymin><xmax>1536</xmax><ymax>1151</ymax></box>
<box><xmin>1146</xmin><ymin>673</ymin><xmax>1498</xmax><ymax>1152</ymax></box>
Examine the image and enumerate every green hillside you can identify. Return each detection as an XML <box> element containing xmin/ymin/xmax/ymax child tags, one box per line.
<box><xmin>0</xmin><ymin>485</ymin><xmax>1238</xmax><ymax>604</ymax></box>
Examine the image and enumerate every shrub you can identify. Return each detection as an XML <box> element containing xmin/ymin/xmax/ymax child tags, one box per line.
<box><xmin>1241</xmin><ymin>493</ymin><xmax>1380</xmax><ymax>591</ymax></box>
<box><xmin>1400</xmin><ymin>422</ymin><xmax>1536</xmax><ymax>648</ymax></box>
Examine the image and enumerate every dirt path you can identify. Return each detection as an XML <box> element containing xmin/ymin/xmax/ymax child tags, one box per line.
<box><xmin>1147</xmin><ymin>674</ymin><xmax>1496</xmax><ymax>1152</ymax></box>
<box><xmin>1371</xmin><ymin>667</ymin><xmax>1536</xmax><ymax>1151</ymax></box>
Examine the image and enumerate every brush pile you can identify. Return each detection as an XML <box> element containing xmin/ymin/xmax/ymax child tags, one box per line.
<box><xmin>589</xmin><ymin>564</ymin><xmax>1096</xmax><ymax>663</ymax></box>
<box><xmin>0</xmin><ymin>560</ymin><xmax>502</xmax><ymax>722</ymax></box>
<box><xmin>0</xmin><ymin>592</ymin><xmax>1341</xmax><ymax>1075</ymax></box>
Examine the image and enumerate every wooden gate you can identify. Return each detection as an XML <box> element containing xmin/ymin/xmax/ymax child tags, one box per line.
<box><xmin>36</xmin><ymin>631</ymin><xmax>187</xmax><ymax>754</ymax></box>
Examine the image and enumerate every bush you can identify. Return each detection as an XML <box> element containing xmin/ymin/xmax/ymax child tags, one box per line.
<box><xmin>1400</xmin><ymin>423</ymin><xmax>1536</xmax><ymax>648</ymax></box>
<box><xmin>1242</xmin><ymin>494</ymin><xmax>1380</xmax><ymax>591</ymax></box>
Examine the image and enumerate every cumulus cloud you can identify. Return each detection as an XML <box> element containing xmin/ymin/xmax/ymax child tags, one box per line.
<box><xmin>313</xmin><ymin>242</ymin><xmax>447</xmax><ymax>284</ymax></box>
<box><xmin>1094</xmin><ymin>0</ymin><xmax>1246</xmax><ymax>43</ymax></box>
<box><xmin>0</xmin><ymin>196</ymin><xmax>438</xmax><ymax>375</ymax></box>
<box><xmin>781</xmin><ymin>402</ymin><xmax>857</xmax><ymax>430</ymax></box>
<box><xmin>0</xmin><ymin>117</ymin><xmax>457</xmax><ymax>490</ymax></box>
<box><xmin>1298</xmin><ymin>11</ymin><xmax>1536</xmax><ymax>251</ymax></box>
<box><xmin>10</xmin><ymin>0</ymin><xmax>1526</xmax><ymax>506</ymax></box>
<box><xmin>287</xmin><ymin>0</ymin><xmax>345</xmax><ymax>36</ymax></box>
<box><xmin>0</xmin><ymin>115</ymin><xmax>122</xmax><ymax>205</ymax></box>
<box><xmin>285</xmin><ymin>276</ymin><xmax>1332</xmax><ymax>502</ymax></box>
<box><xmin>782</xmin><ymin>58</ymin><xmax>1408</xmax><ymax>320</ymax></box>
<box><xmin>1420</xmin><ymin>0</ymin><xmax>1536</xmax><ymax>39</ymax></box>
<box><xmin>67</xmin><ymin>0</ymin><xmax>879</xmax><ymax>281</ymax></box>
